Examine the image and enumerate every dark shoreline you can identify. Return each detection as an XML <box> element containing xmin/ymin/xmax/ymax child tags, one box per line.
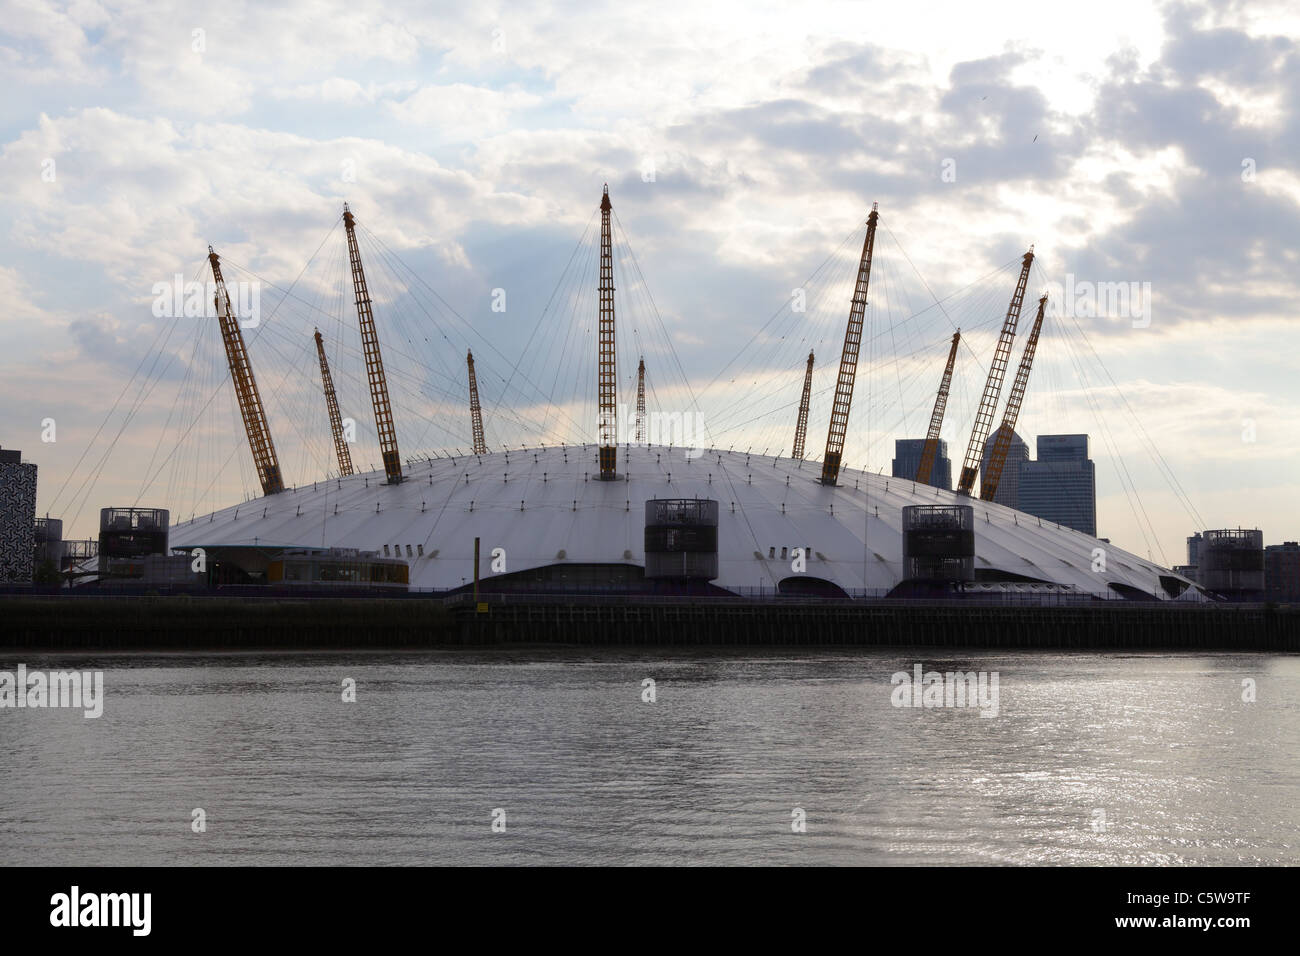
<box><xmin>2</xmin><ymin>595</ymin><xmax>1297</xmax><ymax>651</ymax></box>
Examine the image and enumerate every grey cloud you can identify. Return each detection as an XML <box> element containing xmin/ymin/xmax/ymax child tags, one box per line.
<box><xmin>802</xmin><ymin>42</ymin><xmax>919</xmax><ymax>95</ymax></box>
<box><xmin>1162</xmin><ymin>2</ymin><xmax>1294</xmax><ymax>86</ymax></box>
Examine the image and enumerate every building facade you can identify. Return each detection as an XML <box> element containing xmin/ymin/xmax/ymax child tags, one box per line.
<box><xmin>1265</xmin><ymin>542</ymin><xmax>1300</xmax><ymax>602</ymax></box>
<box><xmin>891</xmin><ymin>438</ymin><xmax>952</xmax><ymax>491</ymax></box>
<box><xmin>1017</xmin><ymin>434</ymin><xmax>1097</xmax><ymax>536</ymax></box>
<box><xmin>979</xmin><ymin>425</ymin><xmax>1029</xmax><ymax>508</ymax></box>
<box><xmin>1200</xmin><ymin>528</ymin><xmax>1264</xmax><ymax>599</ymax></box>
<box><xmin>0</xmin><ymin>447</ymin><xmax>37</xmax><ymax>585</ymax></box>
<box><xmin>98</xmin><ymin>507</ymin><xmax>170</xmax><ymax>581</ymax></box>
<box><xmin>34</xmin><ymin>517</ymin><xmax>63</xmax><ymax>568</ymax></box>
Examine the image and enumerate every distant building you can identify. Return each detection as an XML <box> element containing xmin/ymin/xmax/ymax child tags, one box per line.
<box><xmin>1177</xmin><ymin>532</ymin><xmax>1205</xmax><ymax>582</ymax></box>
<box><xmin>979</xmin><ymin>425</ymin><xmax>1029</xmax><ymax>508</ymax></box>
<box><xmin>0</xmin><ymin>447</ymin><xmax>37</xmax><ymax>585</ymax></box>
<box><xmin>97</xmin><ymin>507</ymin><xmax>170</xmax><ymax>581</ymax></box>
<box><xmin>1265</xmin><ymin>542</ymin><xmax>1300</xmax><ymax>602</ymax></box>
<box><xmin>34</xmin><ymin>517</ymin><xmax>64</xmax><ymax>568</ymax></box>
<box><xmin>1017</xmin><ymin>434</ymin><xmax>1096</xmax><ymax>536</ymax></box>
<box><xmin>1200</xmin><ymin>529</ymin><xmax>1264</xmax><ymax>599</ymax></box>
<box><xmin>891</xmin><ymin>438</ymin><xmax>951</xmax><ymax>491</ymax></box>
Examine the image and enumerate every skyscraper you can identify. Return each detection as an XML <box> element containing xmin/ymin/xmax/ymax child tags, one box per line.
<box><xmin>0</xmin><ymin>447</ymin><xmax>37</xmax><ymax>585</ymax></box>
<box><xmin>891</xmin><ymin>438</ymin><xmax>951</xmax><ymax>491</ymax></box>
<box><xmin>979</xmin><ymin>425</ymin><xmax>1029</xmax><ymax>508</ymax></box>
<box><xmin>1017</xmin><ymin>434</ymin><xmax>1096</xmax><ymax>536</ymax></box>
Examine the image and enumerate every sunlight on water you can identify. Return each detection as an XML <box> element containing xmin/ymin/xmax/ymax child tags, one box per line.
<box><xmin>1</xmin><ymin>650</ymin><xmax>1297</xmax><ymax>865</ymax></box>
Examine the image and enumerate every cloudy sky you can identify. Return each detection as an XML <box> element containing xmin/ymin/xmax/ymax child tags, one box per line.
<box><xmin>1</xmin><ymin>0</ymin><xmax>1297</xmax><ymax>565</ymax></box>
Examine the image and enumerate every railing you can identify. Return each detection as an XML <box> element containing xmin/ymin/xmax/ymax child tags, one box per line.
<box><xmin>1</xmin><ymin>584</ymin><xmax>1289</xmax><ymax>610</ymax></box>
<box><xmin>436</xmin><ymin>590</ymin><xmax>1264</xmax><ymax>610</ymax></box>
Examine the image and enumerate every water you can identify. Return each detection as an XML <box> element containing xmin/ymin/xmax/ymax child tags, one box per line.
<box><xmin>2</xmin><ymin>649</ymin><xmax>1297</xmax><ymax>865</ymax></box>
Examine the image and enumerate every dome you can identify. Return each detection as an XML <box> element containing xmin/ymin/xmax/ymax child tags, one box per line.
<box><xmin>169</xmin><ymin>444</ymin><xmax>1196</xmax><ymax>599</ymax></box>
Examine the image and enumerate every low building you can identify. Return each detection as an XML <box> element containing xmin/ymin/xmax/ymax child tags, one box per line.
<box><xmin>1199</xmin><ymin>529</ymin><xmax>1264</xmax><ymax>600</ymax></box>
<box><xmin>97</xmin><ymin>507</ymin><xmax>169</xmax><ymax>581</ymax></box>
<box><xmin>33</xmin><ymin>517</ymin><xmax>63</xmax><ymax>579</ymax></box>
<box><xmin>142</xmin><ymin>553</ymin><xmax>207</xmax><ymax>588</ymax></box>
<box><xmin>268</xmin><ymin>548</ymin><xmax>409</xmax><ymax>590</ymax></box>
<box><xmin>1265</xmin><ymin>542</ymin><xmax>1300</xmax><ymax>602</ymax></box>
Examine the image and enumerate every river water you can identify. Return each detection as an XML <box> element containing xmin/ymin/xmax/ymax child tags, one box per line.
<box><xmin>2</xmin><ymin>649</ymin><xmax>1296</xmax><ymax>865</ymax></box>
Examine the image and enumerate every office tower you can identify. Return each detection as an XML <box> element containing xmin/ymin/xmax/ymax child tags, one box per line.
<box><xmin>891</xmin><ymin>438</ymin><xmax>951</xmax><ymax>491</ymax></box>
<box><xmin>979</xmin><ymin>425</ymin><xmax>1029</xmax><ymax>508</ymax></box>
<box><xmin>1017</xmin><ymin>434</ymin><xmax>1096</xmax><ymax>536</ymax></box>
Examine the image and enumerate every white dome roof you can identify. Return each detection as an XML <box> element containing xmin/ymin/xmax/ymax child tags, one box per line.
<box><xmin>169</xmin><ymin>444</ymin><xmax>1193</xmax><ymax>598</ymax></box>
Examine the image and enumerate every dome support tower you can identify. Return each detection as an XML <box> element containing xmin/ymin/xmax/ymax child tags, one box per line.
<box><xmin>467</xmin><ymin>350</ymin><xmax>488</xmax><ymax>456</ymax></box>
<box><xmin>635</xmin><ymin>357</ymin><xmax>647</xmax><ymax>444</ymax></box>
<box><xmin>956</xmin><ymin>248</ymin><xmax>1034</xmax><ymax>496</ymax></box>
<box><xmin>342</xmin><ymin>203</ymin><xmax>403</xmax><ymax>485</ymax></box>
<box><xmin>314</xmin><ymin>329</ymin><xmax>354</xmax><ymax>477</ymax></box>
<box><xmin>981</xmin><ymin>293</ymin><xmax>1048</xmax><ymax>501</ymax></box>
<box><xmin>821</xmin><ymin>204</ymin><xmax>879</xmax><ymax>486</ymax></box>
<box><xmin>208</xmin><ymin>247</ymin><xmax>283</xmax><ymax>496</ymax></box>
<box><xmin>792</xmin><ymin>350</ymin><xmax>814</xmax><ymax>460</ymax></box>
<box><xmin>598</xmin><ymin>185</ymin><xmax>618</xmax><ymax>478</ymax></box>
<box><xmin>916</xmin><ymin>331</ymin><xmax>960</xmax><ymax>486</ymax></box>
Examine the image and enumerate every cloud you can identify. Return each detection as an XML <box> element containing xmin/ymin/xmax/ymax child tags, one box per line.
<box><xmin>0</xmin><ymin>0</ymin><xmax>107</xmax><ymax>85</ymax></box>
<box><xmin>385</xmin><ymin>84</ymin><xmax>543</xmax><ymax>140</ymax></box>
<box><xmin>1</xmin><ymin>0</ymin><xmax>1298</xmax><ymax>557</ymax></box>
<box><xmin>273</xmin><ymin>77</ymin><xmax>420</xmax><ymax>106</ymax></box>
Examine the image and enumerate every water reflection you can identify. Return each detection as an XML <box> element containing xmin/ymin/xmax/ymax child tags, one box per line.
<box><xmin>0</xmin><ymin>649</ymin><xmax>1296</xmax><ymax>865</ymax></box>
